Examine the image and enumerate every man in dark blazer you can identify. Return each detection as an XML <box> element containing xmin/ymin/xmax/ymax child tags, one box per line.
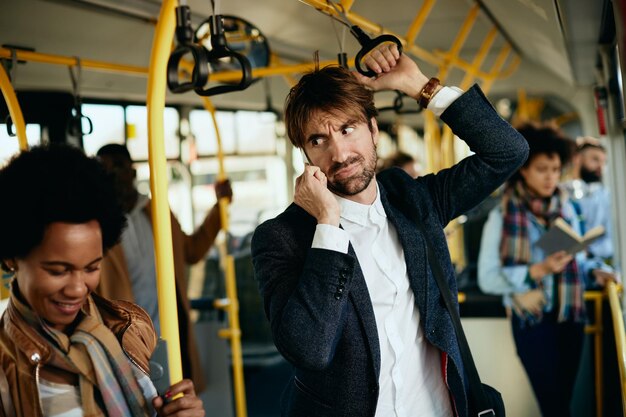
<box><xmin>251</xmin><ymin>46</ymin><xmax>528</xmax><ymax>417</ymax></box>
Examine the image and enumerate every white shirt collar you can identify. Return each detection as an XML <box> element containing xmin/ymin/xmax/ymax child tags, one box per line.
<box><xmin>334</xmin><ymin>183</ymin><xmax>386</xmax><ymax>227</ymax></box>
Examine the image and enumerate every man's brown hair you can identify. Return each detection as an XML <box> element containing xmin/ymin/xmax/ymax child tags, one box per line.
<box><xmin>285</xmin><ymin>65</ymin><xmax>378</xmax><ymax>148</ymax></box>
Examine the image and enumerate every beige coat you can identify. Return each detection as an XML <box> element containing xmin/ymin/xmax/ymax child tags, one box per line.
<box><xmin>98</xmin><ymin>202</ymin><xmax>222</xmax><ymax>392</ymax></box>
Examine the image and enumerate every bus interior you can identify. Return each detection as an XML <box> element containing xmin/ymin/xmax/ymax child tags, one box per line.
<box><xmin>2</xmin><ymin>0</ymin><xmax>626</xmax><ymax>416</ymax></box>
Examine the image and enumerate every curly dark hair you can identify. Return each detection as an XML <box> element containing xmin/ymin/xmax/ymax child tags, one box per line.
<box><xmin>0</xmin><ymin>144</ymin><xmax>126</xmax><ymax>270</ymax></box>
<box><xmin>507</xmin><ymin>122</ymin><xmax>575</xmax><ymax>185</ymax></box>
<box><xmin>285</xmin><ymin>65</ymin><xmax>378</xmax><ymax>148</ymax></box>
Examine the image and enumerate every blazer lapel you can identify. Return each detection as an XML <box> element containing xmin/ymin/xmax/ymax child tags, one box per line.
<box><xmin>379</xmin><ymin>186</ymin><xmax>430</xmax><ymax>326</ymax></box>
<box><xmin>347</xmin><ymin>243</ymin><xmax>381</xmax><ymax>379</ymax></box>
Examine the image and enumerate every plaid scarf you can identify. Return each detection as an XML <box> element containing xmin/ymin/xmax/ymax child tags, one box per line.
<box><xmin>500</xmin><ymin>182</ymin><xmax>585</xmax><ymax>323</ymax></box>
<box><xmin>10</xmin><ymin>282</ymin><xmax>150</xmax><ymax>417</ymax></box>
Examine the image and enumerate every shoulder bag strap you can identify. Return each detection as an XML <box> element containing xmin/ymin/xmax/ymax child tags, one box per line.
<box><xmin>409</xmin><ymin>210</ymin><xmax>494</xmax><ymax>416</ymax></box>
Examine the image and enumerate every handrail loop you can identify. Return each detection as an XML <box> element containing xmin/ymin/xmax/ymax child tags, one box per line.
<box><xmin>67</xmin><ymin>57</ymin><xmax>93</xmax><ymax>138</ymax></box>
<box><xmin>3</xmin><ymin>49</ymin><xmax>18</xmax><ymax>137</ymax></box>
<box><xmin>325</xmin><ymin>0</ymin><xmax>402</xmax><ymax>77</ymax></box>
<box><xmin>166</xmin><ymin>4</ymin><xmax>209</xmax><ymax>93</ymax></box>
<box><xmin>193</xmin><ymin>14</ymin><xmax>253</xmax><ymax>96</ymax></box>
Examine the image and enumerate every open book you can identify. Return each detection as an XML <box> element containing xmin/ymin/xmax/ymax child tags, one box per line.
<box><xmin>536</xmin><ymin>217</ymin><xmax>605</xmax><ymax>255</ymax></box>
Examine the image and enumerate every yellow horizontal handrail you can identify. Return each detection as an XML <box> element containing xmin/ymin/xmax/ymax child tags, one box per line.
<box><xmin>607</xmin><ymin>281</ymin><xmax>626</xmax><ymax>415</ymax></box>
<box><xmin>0</xmin><ymin>47</ymin><xmax>346</xmax><ymax>81</ymax></box>
<box><xmin>0</xmin><ymin>48</ymin><xmax>146</xmax><ymax>76</ymax></box>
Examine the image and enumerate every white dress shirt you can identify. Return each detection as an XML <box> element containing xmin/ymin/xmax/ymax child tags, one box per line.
<box><xmin>312</xmin><ymin>190</ymin><xmax>452</xmax><ymax>417</ymax></box>
<box><xmin>310</xmin><ymin>87</ymin><xmax>461</xmax><ymax>416</ymax></box>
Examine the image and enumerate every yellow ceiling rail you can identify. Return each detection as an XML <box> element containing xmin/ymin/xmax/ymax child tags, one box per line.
<box><xmin>481</xmin><ymin>44</ymin><xmax>513</xmax><ymax>93</ymax></box>
<box><xmin>0</xmin><ymin>47</ymin><xmax>347</xmax><ymax>83</ymax></box>
<box><xmin>459</xmin><ymin>26</ymin><xmax>497</xmax><ymax>89</ymax></box>
<box><xmin>202</xmin><ymin>97</ymin><xmax>248</xmax><ymax>417</ymax></box>
<box><xmin>210</xmin><ymin>58</ymin><xmax>354</xmax><ymax>82</ymax></box>
<box><xmin>0</xmin><ymin>48</ymin><xmax>146</xmax><ymax>76</ymax></box>
<box><xmin>437</xmin><ymin>3</ymin><xmax>480</xmax><ymax>82</ymax></box>
<box><xmin>300</xmin><ymin>0</ymin><xmax>442</xmax><ymax>66</ymax></box>
<box><xmin>405</xmin><ymin>0</ymin><xmax>437</xmax><ymax>46</ymax></box>
<box><xmin>147</xmin><ymin>0</ymin><xmax>183</xmax><ymax>387</ymax></box>
<box><xmin>0</xmin><ymin>64</ymin><xmax>27</xmax><ymax>150</ymax></box>
<box><xmin>301</xmin><ymin>0</ymin><xmax>520</xmax><ymax>84</ymax></box>
<box><xmin>339</xmin><ymin>0</ymin><xmax>354</xmax><ymax>12</ymax></box>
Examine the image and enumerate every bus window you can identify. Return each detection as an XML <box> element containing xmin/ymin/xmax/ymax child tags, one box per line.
<box><xmin>126</xmin><ymin>106</ymin><xmax>180</xmax><ymax>161</ymax></box>
<box><xmin>0</xmin><ymin>125</ymin><xmax>42</xmax><ymax>167</ymax></box>
<box><xmin>134</xmin><ymin>160</ymin><xmax>194</xmax><ymax>233</ymax></box>
<box><xmin>81</xmin><ymin>104</ymin><xmax>125</xmax><ymax>156</ymax></box>
<box><xmin>189</xmin><ymin>109</ymin><xmax>236</xmax><ymax>155</ymax></box>
<box><xmin>235</xmin><ymin>111</ymin><xmax>277</xmax><ymax>154</ymax></box>
<box><xmin>190</xmin><ymin>155</ymin><xmax>288</xmax><ymax>237</ymax></box>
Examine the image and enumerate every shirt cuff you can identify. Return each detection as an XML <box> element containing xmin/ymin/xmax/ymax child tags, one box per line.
<box><xmin>427</xmin><ymin>86</ymin><xmax>464</xmax><ymax>117</ymax></box>
<box><xmin>311</xmin><ymin>224</ymin><xmax>350</xmax><ymax>253</ymax></box>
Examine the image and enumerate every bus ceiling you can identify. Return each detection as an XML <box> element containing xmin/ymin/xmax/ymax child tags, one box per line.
<box><xmin>0</xmin><ymin>0</ymin><xmax>617</xmax><ymax>112</ymax></box>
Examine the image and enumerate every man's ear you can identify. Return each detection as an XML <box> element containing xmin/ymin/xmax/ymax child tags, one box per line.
<box><xmin>370</xmin><ymin>117</ymin><xmax>379</xmax><ymax>145</ymax></box>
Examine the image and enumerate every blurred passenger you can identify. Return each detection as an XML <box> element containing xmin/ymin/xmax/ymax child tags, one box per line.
<box><xmin>0</xmin><ymin>144</ymin><xmax>205</xmax><ymax>417</ymax></box>
<box><xmin>564</xmin><ymin>138</ymin><xmax>613</xmax><ymax>261</ymax></box>
<box><xmin>478</xmin><ymin>123</ymin><xmax>615</xmax><ymax>417</ymax></box>
<box><xmin>96</xmin><ymin>143</ymin><xmax>232</xmax><ymax>392</ymax></box>
<box><xmin>252</xmin><ymin>45</ymin><xmax>529</xmax><ymax>416</ymax></box>
<box><xmin>378</xmin><ymin>151</ymin><xmax>420</xmax><ymax>177</ymax></box>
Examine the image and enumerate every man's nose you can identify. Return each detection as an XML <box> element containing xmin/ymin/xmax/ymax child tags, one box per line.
<box><xmin>329</xmin><ymin>136</ymin><xmax>349</xmax><ymax>163</ymax></box>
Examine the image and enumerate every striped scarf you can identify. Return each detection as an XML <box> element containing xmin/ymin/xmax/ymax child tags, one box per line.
<box><xmin>500</xmin><ymin>182</ymin><xmax>585</xmax><ymax>323</ymax></box>
<box><xmin>11</xmin><ymin>283</ymin><xmax>150</xmax><ymax>417</ymax></box>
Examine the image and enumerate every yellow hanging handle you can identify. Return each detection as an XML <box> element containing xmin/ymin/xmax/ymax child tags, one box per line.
<box><xmin>202</xmin><ymin>97</ymin><xmax>248</xmax><ymax>417</ymax></box>
<box><xmin>147</xmin><ymin>0</ymin><xmax>183</xmax><ymax>386</ymax></box>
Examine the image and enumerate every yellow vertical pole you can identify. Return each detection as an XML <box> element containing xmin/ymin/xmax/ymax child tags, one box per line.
<box><xmin>584</xmin><ymin>291</ymin><xmax>605</xmax><ymax>417</ymax></box>
<box><xmin>607</xmin><ymin>282</ymin><xmax>626</xmax><ymax>416</ymax></box>
<box><xmin>0</xmin><ymin>64</ymin><xmax>27</xmax><ymax>150</ymax></box>
<box><xmin>423</xmin><ymin>111</ymin><xmax>440</xmax><ymax>174</ymax></box>
<box><xmin>516</xmin><ymin>89</ymin><xmax>529</xmax><ymax>122</ymax></box>
<box><xmin>147</xmin><ymin>0</ymin><xmax>183</xmax><ymax>385</ymax></box>
<box><xmin>202</xmin><ymin>97</ymin><xmax>248</xmax><ymax>417</ymax></box>
<box><xmin>0</xmin><ymin>62</ymin><xmax>28</xmax><ymax>302</ymax></box>
<box><xmin>594</xmin><ymin>294</ymin><xmax>603</xmax><ymax>417</ymax></box>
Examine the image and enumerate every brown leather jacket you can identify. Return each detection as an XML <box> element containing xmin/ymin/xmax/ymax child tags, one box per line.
<box><xmin>0</xmin><ymin>293</ymin><xmax>157</xmax><ymax>417</ymax></box>
<box><xmin>98</xmin><ymin>202</ymin><xmax>221</xmax><ymax>392</ymax></box>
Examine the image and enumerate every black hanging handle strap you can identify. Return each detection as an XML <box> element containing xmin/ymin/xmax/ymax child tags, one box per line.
<box><xmin>166</xmin><ymin>5</ymin><xmax>210</xmax><ymax>94</ymax></box>
<box><xmin>194</xmin><ymin>15</ymin><xmax>252</xmax><ymax>97</ymax></box>
<box><xmin>324</xmin><ymin>0</ymin><xmax>403</xmax><ymax>77</ymax></box>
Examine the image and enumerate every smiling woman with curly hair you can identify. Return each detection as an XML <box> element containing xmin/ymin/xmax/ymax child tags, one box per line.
<box><xmin>0</xmin><ymin>144</ymin><xmax>205</xmax><ymax>417</ymax></box>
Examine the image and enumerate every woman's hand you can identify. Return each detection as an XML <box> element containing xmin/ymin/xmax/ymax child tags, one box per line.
<box><xmin>592</xmin><ymin>269</ymin><xmax>617</xmax><ymax>287</ymax></box>
<box><xmin>529</xmin><ymin>251</ymin><xmax>573</xmax><ymax>280</ymax></box>
<box><xmin>153</xmin><ymin>379</ymin><xmax>205</xmax><ymax>417</ymax></box>
<box><xmin>512</xmin><ymin>289</ymin><xmax>546</xmax><ymax>317</ymax></box>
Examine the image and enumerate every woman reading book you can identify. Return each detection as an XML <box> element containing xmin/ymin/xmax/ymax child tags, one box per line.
<box><xmin>477</xmin><ymin>123</ymin><xmax>615</xmax><ymax>417</ymax></box>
